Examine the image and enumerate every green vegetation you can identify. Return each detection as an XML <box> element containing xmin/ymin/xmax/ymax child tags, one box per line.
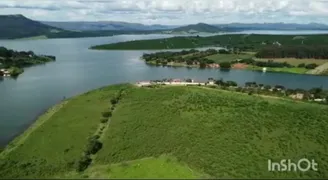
<box><xmin>206</xmin><ymin>53</ymin><xmax>252</xmax><ymax>63</ymax></box>
<box><xmin>82</xmin><ymin>155</ymin><xmax>207</xmax><ymax>178</ymax></box>
<box><xmin>0</xmin><ymin>84</ymin><xmax>129</xmax><ymax>178</ymax></box>
<box><xmin>248</xmin><ymin>66</ymin><xmax>309</xmax><ymax>74</ymax></box>
<box><xmin>0</xmin><ymin>47</ymin><xmax>55</xmax><ymax>76</ymax></box>
<box><xmin>1</xmin><ymin>84</ymin><xmax>328</xmax><ymax>178</ymax></box>
<box><xmin>91</xmin><ymin>34</ymin><xmax>328</xmax><ymax>50</ymax></box>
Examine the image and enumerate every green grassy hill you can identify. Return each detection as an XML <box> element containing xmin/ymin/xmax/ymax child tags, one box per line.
<box><xmin>0</xmin><ymin>84</ymin><xmax>327</xmax><ymax>178</ymax></box>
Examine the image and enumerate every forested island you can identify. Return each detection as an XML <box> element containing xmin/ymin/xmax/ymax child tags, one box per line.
<box><xmin>141</xmin><ymin>48</ymin><xmax>328</xmax><ymax>75</ymax></box>
<box><xmin>0</xmin><ymin>47</ymin><xmax>55</xmax><ymax>77</ymax></box>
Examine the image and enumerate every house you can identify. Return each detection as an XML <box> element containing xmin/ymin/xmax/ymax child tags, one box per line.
<box><xmin>208</xmin><ymin>80</ymin><xmax>215</xmax><ymax>85</ymax></box>
<box><xmin>172</xmin><ymin>79</ymin><xmax>181</xmax><ymax>83</ymax></box>
<box><xmin>314</xmin><ymin>98</ymin><xmax>325</xmax><ymax>102</ymax></box>
<box><xmin>289</xmin><ymin>93</ymin><xmax>304</xmax><ymax>100</ymax></box>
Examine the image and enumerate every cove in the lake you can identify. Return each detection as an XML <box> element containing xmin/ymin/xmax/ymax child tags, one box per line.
<box><xmin>1</xmin><ymin>31</ymin><xmax>328</xmax><ymax>147</ymax></box>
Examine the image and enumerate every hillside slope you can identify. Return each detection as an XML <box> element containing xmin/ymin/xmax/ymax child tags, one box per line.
<box><xmin>0</xmin><ymin>14</ymin><xmax>62</xmax><ymax>39</ymax></box>
<box><xmin>172</xmin><ymin>23</ymin><xmax>221</xmax><ymax>33</ymax></box>
<box><xmin>0</xmin><ymin>85</ymin><xmax>327</xmax><ymax>178</ymax></box>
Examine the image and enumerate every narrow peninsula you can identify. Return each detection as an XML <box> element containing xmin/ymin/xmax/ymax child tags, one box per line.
<box><xmin>0</xmin><ymin>47</ymin><xmax>56</xmax><ymax>77</ymax></box>
<box><xmin>91</xmin><ymin>34</ymin><xmax>328</xmax><ymax>75</ymax></box>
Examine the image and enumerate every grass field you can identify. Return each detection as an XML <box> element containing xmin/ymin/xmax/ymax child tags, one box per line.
<box><xmin>248</xmin><ymin>66</ymin><xmax>309</xmax><ymax>74</ymax></box>
<box><xmin>1</xmin><ymin>85</ymin><xmax>328</xmax><ymax>178</ymax></box>
<box><xmin>206</xmin><ymin>53</ymin><xmax>253</xmax><ymax>63</ymax></box>
<box><xmin>0</xmin><ymin>84</ymin><xmax>130</xmax><ymax>178</ymax></box>
<box><xmin>94</xmin><ymin>86</ymin><xmax>328</xmax><ymax>178</ymax></box>
<box><xmin>81</xmin><ymin>155</ymin><xmax>207</xmax><ymax>178</ymax></box>
<box><xmin>255</xmin><ymin>58</ymin><xmax>328</xmax><ymax>66</ymax></box>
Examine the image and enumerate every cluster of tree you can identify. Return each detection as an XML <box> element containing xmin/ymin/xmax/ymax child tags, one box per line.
<box><xmin>76</xmin><ymin>135</ymin><xmax>103</xmax><ymax>172</ymax></box>
<box><xmin>255</xmin><ymin>45</ymin><xmax>328</xmax><ymax>59</ymax></box>
<box><xmin>297</xmin><ymin>63</ymin><xmax>318</xmax><ymax>69</ymax></box>
<box><xmin>0</xmin><ymin>47</ymin><xmax>55</xmax><ymax>72</ymax></box>
<box><xmin>143</xmin><ymin>49</ymin><xmax>229</xmax><ymax>67</ymax></box>
<box><xmin>215</xmin><ymin>78</ymin><xmax>238</xmax><ymax>87</ymax></box>
<box><xmin>238</xmin><ymin>58</ymin><xmax>318</xmax><ymax>69</ymax></box>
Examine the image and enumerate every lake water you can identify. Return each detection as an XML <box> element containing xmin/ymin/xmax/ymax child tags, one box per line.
<box><xmin>1</xmin><ymin>31</ymin><xmax>328</xmax><ymax>147</ymax></box>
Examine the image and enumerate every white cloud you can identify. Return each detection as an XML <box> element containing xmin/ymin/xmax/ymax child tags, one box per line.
<box><xmin>0</xmin><ymin>0</ymin><xmax>328</xmax><ymax>25</ymax></box>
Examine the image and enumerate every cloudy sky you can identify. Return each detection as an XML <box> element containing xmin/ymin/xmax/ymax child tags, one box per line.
<box><xmin>0</xmin><ymin>0</ymin><xmax>328</xmax><ymax>25</ymax></box>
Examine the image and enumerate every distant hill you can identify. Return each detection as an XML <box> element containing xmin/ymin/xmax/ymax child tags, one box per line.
<box><xmin>171</xmin><ymin>23</ymin><xmax>223</xmax><ymax>33</ymax></box>
<box><xmin>0</xmin><ymin>15</ymin><xmax>163</xmax><ymax>39</ymax></box>
<box><xmin>41</xmin><ymin>21</ymin><xmax>177</xmax><ymax>31</ymax></box>
<box><xmin>0</xmin><ymin>14</ymin><xmax>63</xmax><ymax>39</ymax></box>
<box><xmin>214</xmin><ymin>23</ymin><xmax>328</xmax><ymax>30</ymax></box>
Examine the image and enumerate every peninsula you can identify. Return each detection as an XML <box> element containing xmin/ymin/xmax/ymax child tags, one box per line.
<box><xmin>91</xmin><ymin>34</ymin><xmax>328</xmax><ymax>75</ymax></box>
<box><xmin>0</xmin><ymin>47</ymin><xmax>56</xmax><ymax>77</ymax></box>
<box><xmin>0</xmin><ymin>82</ymin><xmax>327</xmax><ymax>178</ymax></box>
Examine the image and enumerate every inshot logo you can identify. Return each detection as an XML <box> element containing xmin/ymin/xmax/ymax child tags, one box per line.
<box><xmin>268</xmin><ymin>159</ymin><xmax>318</xmax><ymax>172</ymax></box>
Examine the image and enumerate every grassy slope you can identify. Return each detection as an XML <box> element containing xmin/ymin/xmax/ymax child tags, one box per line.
<box><xmin>255</xmin><ymin>58</ymin><xmax>328</xmax><ymax>66</ymax></box>
<box><xmin>78</xmin><ymin>155</ymin><xmax>206</xmax><ymax>178</ymax></box>
<box><xmin>247</xmin><ymin>66</ymin><xmax>309</xmax><ymax>74</ymax></box>
<box><xmin>206</xmin><ymin>53</ymin><xmax>253</xmax><ymax>63</ymax></box>
<box><xmin>95</xmin><ymin>86</ymin><xmax>328</xmax><ymax>178</ymax></box>
<box><xmin>1</xmin><ymin>85</ymin><xmax>328</xmax><ymax>178</ymax></box>
<box><xmin>0</xmin><ymin>84</ymin><xmax>129</xmax><ymax>178</ymax></box>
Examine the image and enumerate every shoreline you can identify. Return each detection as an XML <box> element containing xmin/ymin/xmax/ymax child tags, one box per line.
<box><xmin>0</xmin><ymin>100</ymin><xmax>68</xmax><ymax>157</ymax></box>
<box><xmin>145</xmin><ymin>60</ymin><xmax>324</xmax><ymax>76</ymax></box>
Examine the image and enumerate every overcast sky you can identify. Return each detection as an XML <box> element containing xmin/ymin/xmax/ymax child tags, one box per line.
<box><xmin>0</xmin><ymin>0</ymin><xmax>328</xmax><ymax>25</ymax></box>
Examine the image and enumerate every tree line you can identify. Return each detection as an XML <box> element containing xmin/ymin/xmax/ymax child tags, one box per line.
<box><xmin>255</xmin><ymin>45</ymin><xmax>328</xmax><ymax>59</ymax></box>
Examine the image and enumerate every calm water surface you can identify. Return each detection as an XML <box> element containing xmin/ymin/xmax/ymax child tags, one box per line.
<box><xmin>1</xmin><ymin>31</ymin><xmax>328</xmax><ymax>147</ymax></box>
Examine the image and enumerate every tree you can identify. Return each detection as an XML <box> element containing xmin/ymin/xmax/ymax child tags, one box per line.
<box><xmin>76</xmin><ymin>155</ymin><xmax>92</xmax><ymax>172</ymax></box>
<box><xmin>110</xmin><ymin>98</ymin><xmax>118</xmax><ymax>105</ymax></box>
<box><xmin>305</xmin><ymin>63</ymin><xmax>318</xmax><ymax>69</ymax></box>
<box><xmin>226</xmin><ymin>81</ymin><xmax>238</xmax><ymax>87</ymax></box>
<box><xmin>199</xmin><ymin>62</ymin><xmax>207</xmax><ymax>69</ymax></box>
<box><xmin>219</xmin><ymin>62</ymin><xmax>231</xmax><ymax>69</ymax></box>
<box><xmin>264</xmin><ymin>85</ymin><xmax>271</xmax><ymax>90</ymax></box>
<box><xmin>102</xmin><ymin>111</ymin><xmax>112</xmax><ymax>118</ymax></box>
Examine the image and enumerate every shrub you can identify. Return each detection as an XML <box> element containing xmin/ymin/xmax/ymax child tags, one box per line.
<box><xmin>305</xmin><ymin>63</ymin><xmax>318</xmax><ymax>69</ymax></box>
<box><xmin>219</xmin><ymin>62</ymin><xmax>231</xmax><ymax>69</ymax></box>
<box><xmin>85</xmin><ymin>139</ymin><xmax>103</xmax><ymax>155</ymax></box>
<box><xmin>110</xmin><ymin>98</ymin><xmax>118</xmax><ymax>105</ymax></box>
<box><xmin>76</xmin><ymin>155</ymin><xmax>92</xmax><ymax>172</ymax></box>
<box><xmin>100</xmin><ymin>118</ymin><xmax>108</xmax><ymax>123</ymax></box>
<box><xmin>298</xmin><ymin>63</ymin><xmax>306</xmax><ymax>68</ymax></box>
<box><xmin>248</xmin><ymin>91</ymin><xmax>253</xmax><ymax>96</ymax></box>
<box><xmin>102</xmin><ymin>111</ymin><xmax>112</xmax><ymax>118</ymax></box>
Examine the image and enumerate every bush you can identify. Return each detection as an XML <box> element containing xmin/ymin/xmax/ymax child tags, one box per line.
<box><xmin>298</xmin><ymin>63</ymin><xmax>306</xmax><ymax>68</ymax></box>
<box><xmin>76</xmin><ymin>155</ymin><xmax>92</xmax><ymax>172</ymax></box>
<box><xmin>305</xmin><ymin>63</ymin><xmax>318</xmax><ymax>69</ymax></box>
<box><xmin>102</xmin><ymin>111</ymin><xmax>112</xmax><ymax>118</ymax></box>
<box><xmin>219</xmin><ymin>62</ymin><xmax>231</xmax><ymax>69</ymax></box>
<box><xmin>85</xmin><ymin>139</ymin><xmax>103</xmax><ymax>155</ymax></box>
<box><xmin>110</xmin><ymin>98</ymin><xmax>118</xmax><ymax>105</ymax></box>
<box><xmin>100</xmin><ymin>118</ymin><xmax>108</xmax><ymax>123</ymax></box>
